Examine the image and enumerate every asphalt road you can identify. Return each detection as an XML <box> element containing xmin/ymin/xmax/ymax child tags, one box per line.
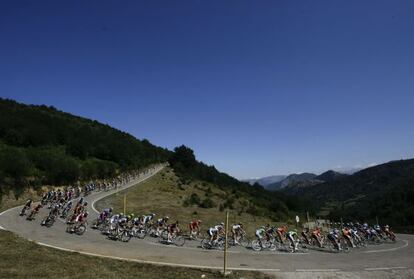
<box><xmin>1</xmin><ymin>165</ymin><xmax>413</xmax><ymax>278</ymax></box>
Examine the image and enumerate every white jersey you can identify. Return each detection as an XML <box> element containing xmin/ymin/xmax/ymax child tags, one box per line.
<box><xmin>142</xmin><ymin>215</ymin><xmax>154</xmax><ymax>224</ymax></box>
<box><xmin>110</xmin><ymin>215</ymin><xmax>120</xmax><ymax>224</ymax></box>
<box><xmin>232</xmin><ymin>224</ymin><xmax>241</xmax><ymax>230</ymax></box>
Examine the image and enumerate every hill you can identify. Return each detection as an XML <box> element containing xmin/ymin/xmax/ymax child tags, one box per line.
<box><xmin>295</xmin><ymin>159</ymin><xmax>414</xmax><ymax>230</ymax></box>
<box><xmin>96</xmin><ymin>167</ymin><xmax>285</xmax><ymax>235</ymax></box>
<box><xmin>0</xmin><ymin>98</ymin><xmax>310</xmax><ymax>223</ymax></box>
<box><xmin>315</xmin><ymin>170</ymin><xmax>348</xmax><ymax>182</ymax></box>
<box><xmin>243</xmin><ymin>175</ymin><xmax>287</xmax><ymax>187</ymax></box>
<box><xmin>267</xmin><ymin>173</ymin><xmax>318</xmax><ymax>191</ymax></box>
<box><xmin>0</xmin><ymin>98</ymin><xmax>170</xmax><ymax>199</ymax></box>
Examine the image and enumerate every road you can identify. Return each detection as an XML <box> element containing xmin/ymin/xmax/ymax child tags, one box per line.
<box><xmin>1</xmin><ymin>165</ymin><xmax>413</xmax><ymax>278</ymax></box>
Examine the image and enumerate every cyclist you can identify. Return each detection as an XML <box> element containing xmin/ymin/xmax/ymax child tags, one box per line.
<box><xmin>141</xmin><ymin>213</ymin><xmax>156</xmax><ymax>226</ymax></box>
<box><xmin>27</xmin><ymin>204</ymin><xmax>43</xmax><ymax>220</ymax></box>
<box><xmin>301</xmin><ymin>228</ymin><xmax>311</xmax><ymax>245</ymax></box>
<box><xmin>276</xmin><ymin>225</ymin><xmax>288</xmax><ymax>243</ymax></box>
<box><xmin>71</xmin><ymin>212</ymin><xmax>88</xmax><ymax>233</ymax></box>
<box><xmin>286</xmin><ymin>229</ymin><xmax>299</xmax><ymax>252</ymax></box>
<box><xmin>42</xmin><ymin>204</ymin><xmax>59</xmax><ymax>226</ymax></box>
<box><xmin>20</xmin><ymin>199</ymin><xmax>33</xmax><ymax>215</ymax></box>
<box><xmin>311</xmin><ymin>227</ymin><xmax>323</xmax><ymax>247</ymax></box>
<box><xmin>328</xmin><ymin>228</ymin><xmax>342</xmax><ymax>251</ymax></box>
<box><xmin>208</xmin><ymin>223</ymin><xmax>224</xmax><ymax>245</ymax></box>
<box><xmin>383</xmin><ymin>225</ymin><xmax>396</xmax><ymax>241</ymax></box>
<box><xmin>188</xmin><ymin>219</ymin><xmax>202</xmax><ymax>238</ymax></box>
<box><xmin>342</xmin><ymin>226</ymin><xmax>355</xmax><ymax>248</ymax></box>
<box><xmin>156</xmin><ymin>216</ymin><xmax>169</xmax><ymax>236</ymax></box>
<box><xmin>231</xmin><ymin>223</ymin><xmax>245</xmax><ymax>245</ymax></box>
<box><xmin>255</xmin><ymin>225</ymin><xmax>271</xmax><ymax>246</ymax></box>
<box><xmin>167</xmin><ymin>221</ymin><xmax>180</xmax><ymax>243</ymax></box>
<box><xmin>60</xmin><ymin>201</ymin><xmax>72</xmax><ymax>217</ymax></box>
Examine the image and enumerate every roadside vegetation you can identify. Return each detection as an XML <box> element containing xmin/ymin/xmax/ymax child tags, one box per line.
<box><xmin>96</xmin><ymin>167</ymin><xmax>287</xmax><ymax>235</ymax></box>
<box><xmin>0</xmin><ymin>98</ymin><xmax>169</xmax><ymax>202</ymax></box>
<box><xmin>0</xmin><ymin>230</ymin><xmax>271</xmax><ymax>279</ymax></box>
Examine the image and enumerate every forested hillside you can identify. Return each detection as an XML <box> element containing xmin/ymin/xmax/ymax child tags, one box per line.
<box><xmin>294</xmin><ymin>159</ymin><xmax>414</xmax><ymax>231</ymax></box>
<box><xmin>168</xmin><ymin>145</ymin><xmax>313</xmax><ymax>221</ymax></box>
<box><xmin>0</xmin><ymin>98</ymin><xmax>170</xmax><ymax>198</ymax></box>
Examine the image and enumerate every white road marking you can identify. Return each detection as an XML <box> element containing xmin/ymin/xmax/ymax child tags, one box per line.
<box><xmin>296</xmin><ymin>269</ymin><xmax>341</xmax><ymax>272</ymax></box>
<box><xmin>364</xmin><ymin>266</ymin><xmax>407</xmax><ymax>271</ymax></box>
<box><xmin>91</xmin><ymin>166</ymin><xmax>164</xmax><ymax>214</ymax></box>
<box><xmin>363</xmin><ymin>240</ymin><xmax>408</xmax><ymax>253</ymax></box>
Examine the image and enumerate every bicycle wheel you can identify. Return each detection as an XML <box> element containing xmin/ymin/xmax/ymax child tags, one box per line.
<box><xmin>174</xmin><ymin>236</ymin><xmax>185</xmax><ymax>247</ymax></box>
<box><xmin>201</xmin><ymin>238</ymin><xmax>211</xmax><ymax>249</ymax></box>
<box><xmin>240</xmin><ymin>236</ymin><xmax>250</xmax><ymax>248</ymax></box>
<box><xmin>76</xmin><ymin>225</ymin><xmax>86</xmax><ymax>235</ymax></box>
<box><xmin>121</xmin><ymin>231</ymin><xmax>132</xmax><ymax>242</ymax></box>
<box><xmin>136</xmin><ymin>228</ymin><xmax>147</xmax><ymax>239</ymax></box>
<box><xmin>251</xmin><ymin>240</ymin><xmax>262</xmax><ymax>251</ymax></box>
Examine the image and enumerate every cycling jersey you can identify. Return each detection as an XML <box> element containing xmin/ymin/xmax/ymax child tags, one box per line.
<box><xmin>232</xmin><ymin>224</ymin><xmax>241</xmax><ymax>231</ymax></box>
<box><xmin>255</xmin><ymin>228</ymin><xmax>266</xmax><ymax>239</ymax></box>
<box><xmin>142</xmin><ymin>215</ymin><xmax>154</xmax><ymax>224</ymax></box>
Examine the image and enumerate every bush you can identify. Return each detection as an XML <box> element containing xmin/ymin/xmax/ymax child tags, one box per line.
<box><xmin>199</xmin><ymin>198</ymin><xmax>215</xmax><ymax>208</ymax></box>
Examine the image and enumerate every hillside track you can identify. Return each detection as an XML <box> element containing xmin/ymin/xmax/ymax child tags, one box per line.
<box><xmin>1</xmin><ymin>165</ymin><xmax>413</xmax><ymax>278</ymax></box>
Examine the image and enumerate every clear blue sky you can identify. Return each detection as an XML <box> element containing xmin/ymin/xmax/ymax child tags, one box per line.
<box><xmin>1</xmin><ymin>1</ymin><xmax>414</xmax><ymax>179</ymax></box>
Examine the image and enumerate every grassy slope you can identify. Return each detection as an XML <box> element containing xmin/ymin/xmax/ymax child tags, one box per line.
<box><xmin>96</xmin><ymin>167</ymin><xmax>284</xmax><ymax>236</ymax></box>
<box><xmin>0</xmin><ymin>230</ymin><xmax>272</xmax><ymax>279</ymax></box>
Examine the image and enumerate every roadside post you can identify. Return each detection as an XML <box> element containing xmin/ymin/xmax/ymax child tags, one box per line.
<box><xmin>223</xmin><ymin>210</ymin><xmax>229</xmax><ymax>276</ymax></box>
<box><xmin>376</xmin><ymin>216</ymin><xmax>379</xmax><ymax>225</ymax></box>
<box><xmin>306</xmin><ymin>211</ymin><xmax>310</xmax><ymax>229</ymax></box>
<box><xmin>295</xmin><ymin>215</ymin><xmax>300</xmax><ymax>229</ymax></box>
<box><xmin>123</xmin><ymin>193</ymin><xmax>127</xmax><ymax>215</ymax></box>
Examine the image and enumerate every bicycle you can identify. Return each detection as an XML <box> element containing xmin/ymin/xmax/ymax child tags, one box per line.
<box><xmin>228</xmin><ymin>232</ymin><xmax>251</xmax><ymax>248</ymax></box>
<box><xmin>66</xmin><ymin>223</ymin><xmax>87</xmax><ymax>235</ymax></box>
<box><xmin>251</xmin><ymin>237</ymin><xmax>277</xmax><ymax>251</ymax></box>
<box><xmin>201</xmin><ymin>235</ymin><xmax>227</xmax><ymax>250</ymax></box>
<box><xmin>159</xmin><ymin>231</ymin><xmax>186</xmax><ymax>247</ymax></box>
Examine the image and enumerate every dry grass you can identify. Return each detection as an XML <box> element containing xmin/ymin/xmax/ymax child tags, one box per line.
<box><xmin>0</xmin><ymin>230</ymin><xmax>273</xmax><ymax>279</ymax></box>
<box><xmin>96</xmin><ymin>167</ymin><xmax>283</xmax><ymax>236</ymax></box>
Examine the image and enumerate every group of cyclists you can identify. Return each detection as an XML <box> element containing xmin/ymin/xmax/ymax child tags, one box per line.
<box><xmin>18</xmin><ymin>170</ymin><xmax>145</xmax><ymax>234</ymax></box>
<box><xmin>17</xmin><ymin>164</ymin><xmax>397</xmax><ymax>253</ymax></box>
<box><xmin>91</xmin><ymin>206</ymin><xmax>397</xmax><ymax>253</ymax></box>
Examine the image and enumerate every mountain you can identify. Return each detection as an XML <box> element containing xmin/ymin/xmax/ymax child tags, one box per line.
<box><xmin>315</xmin><ymin>170</ymin><xmax>348</xmax><ymax>182</ymax></box>
<box><xmin>296</xmin><ymin>159</ymin><xmax>414</xmax><ymax>231</ymax></box>
<box><xmin>267</xmin><ymin>172</ymin><xmax>318</xmax><ymax>191</ymax></box>
<box><xmin>243</xmin><ymin>175</ymin><xmax>287</xmax><ymax>187</ymax></box>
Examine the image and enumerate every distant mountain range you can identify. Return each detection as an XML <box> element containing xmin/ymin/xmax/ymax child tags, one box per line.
<box><xmin>243</xmin><ymin>175</ymin><xmax>287</xmax><ymax>187</ymax></box>
<box><xmin>295</xmin><ymin>159</ymin><xmax>414</xmax><ymax>230</ymax></box>
<box><xmin>245</xmin><ymin>170</ymin><xmax>348</xmax><ymax>191</ymax></box>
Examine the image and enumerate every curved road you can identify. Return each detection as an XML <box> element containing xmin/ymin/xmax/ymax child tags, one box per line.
<box><xmin>1</xmin><ymin>165</ymin><xmax>413</xmax><ymax>278</ymax></box>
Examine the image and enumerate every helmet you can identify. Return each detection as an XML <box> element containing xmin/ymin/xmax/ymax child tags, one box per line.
<box><xmin>83</xmin><ymin>212</ymin><xmax>88</xmax><ymax>217</ymax></box>
<box><xmin>151</xmin><ymin>213</ymin><xmax>156</xmax><ymax>217</ymax></box>
<box><xmin>197</xmin><ymin>220</ymin><xmax>202</xmax><ymax>223</ymax></box>
<box><xmin>130</xmin><ymin>213</ymin><xmax>134</xmax><ymax>218</ymax></box>
<box><xmin>220</xmin><ymin>222</ymin><xmax>224</xmax><ymax>226</ymax></box>
<box><xmin>334</xmin><ymin>229</ymin><xmax>339</xmax><ymax>234</ymax></box>
<box><xmin>385</xmin><ymin>225</ymin><xmax>389</xmax><ymax>228</ymax></box>
<box><xmin>293</xmin><ymin>229</ymin><xmax>298</xmax><ymax>233</ymax></box>
<box><xmin>84</xmin><ymin>202</ymin><xmax>88</xmax><ymax>206</ymax></box>
<box><xmin>109</xmin><ymin>207</ymin><xmax>113</xmax><ymax>212</ymax></box>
